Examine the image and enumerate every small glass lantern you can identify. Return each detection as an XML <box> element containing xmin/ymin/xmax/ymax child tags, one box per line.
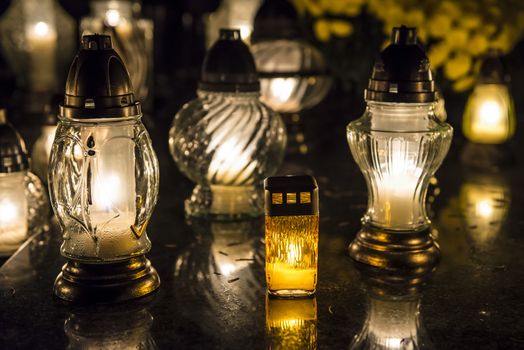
<box><xmin>347</xmin><ymin>26</ymin><xmax>452</xmax><ymax>267</ymax></box>
<box><xmin>80</xmin><ymin>0</ymin><xmax>153</xmax><ymax>102</ymax></box>
<box><xmin>49</xmin><ymin>35</ymin><xmax>160</xmax><ymax>302</ymax></box>
<box><xmin>250</xmin><ymin>0</ymin><xmax>331</xmax><ymax>114</ymax></box>
<box><xmin>266</xmin><ymin>295</ymin><xmax>317</xmax><ymax>349</ymax></box>
<box><xmin>264</xmin><ymin>175</ymin><xmax>319</xmax><ymax>297</ymax></box>
<box><xmin>0</xmin><ymin>0</ymin><xmax>75</xmax><ymax>97</ymax></box>
<box><xmin>462</xmin><ymin>50</ymin><xmax>516</xmax><ymax>145</ymax></box>
<box><xmin>169</xmin><ymin>29</ymin><xmax>286</xmax><ymax>219</ymax></box>
<box><xmin>0</xmin><ymin>110</ymin><xmax>48</xmax><ymax>257</ymax></box>
<box><xmin>31</xmin><ymin>96</ymin><xmax>60</xmax><ymax>183</ymax></box>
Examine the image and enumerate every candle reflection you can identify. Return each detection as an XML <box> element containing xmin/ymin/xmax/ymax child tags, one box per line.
<box><xmin>265</xmin><ymin>295</ymin><xmax>317</xmax><ymax>349</ymax></box>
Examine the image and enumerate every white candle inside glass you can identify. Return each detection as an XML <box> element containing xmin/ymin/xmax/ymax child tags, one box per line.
<box><xmin>26</xmin><ymin>21</ymin><xmax>57</xmax><ymax>91</ymax></box>
<box><xmin>0</xmin><ymin>172</ymin><xmax>28</xmax><ymax>256</ymax></box>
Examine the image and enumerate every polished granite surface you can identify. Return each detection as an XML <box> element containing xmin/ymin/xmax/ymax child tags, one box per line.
<box><xmin>1</xmin><ymin>106</ymin><xmax>524</xmax><ymax>349</ymax></box>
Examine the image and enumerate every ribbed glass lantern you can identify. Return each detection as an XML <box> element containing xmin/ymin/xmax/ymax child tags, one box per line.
<box><xmin>49</xmin><ymin>35</ymin><xmax>160</xmax><ymax>303</ymax></box>
<box><xmin>347</xmin><ymin>26</ymin><xmax>452</xmax><ymax>268</ymax></box>
<box><xmin>0</xmin><ymin>110</ymin><xmax>48</xmax><ymax>257</ymax></box>
<box><xmin>80</xmin><ymin>0</ymin><xmax>153</xmax><ymax>102</ymax></box>
<box><xmin>250</xmin><ymin>0</ymin><xmax>331</xmax><ymax>114</ymax></box>
<box><xmin>169</xmin><ymin>29</ymin><xmax>286</xmax><ymax>219</ymax></box>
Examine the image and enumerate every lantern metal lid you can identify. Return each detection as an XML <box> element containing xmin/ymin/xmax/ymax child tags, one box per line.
<box><xmin>264</xmin><ymin>175</ymin><xmax>319</xmax><ymax>216</ymax></box>
<box><xmin>365</xmin><ymin>25</ymin><xmax>436</xmax><ymax>103</ymax></box>
<box><xmin>198</xmin><ymin>28</ymin><xmax>260</xmax><ymax>93</ymax></box>
<box><xmin>0</xmin><ymin>109</ymin><xmax>29</xmax><ymax>173</ymax></box>
<box><xmin>477</xmin><ymin>49</ymin><xmax>510</xmax><ymax>84</ymax></box>
<box><xmin>60</xmin><ymin>34</ymin><xmax>141</xmax><ymax>120</ymax></box>
<box><xmin>251</xmin><ymin>0</ymin><xmax>302</xmax><ymax>42</ymax></box>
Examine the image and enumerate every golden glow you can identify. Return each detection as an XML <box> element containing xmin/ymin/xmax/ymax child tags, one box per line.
<box><xmin>476</xmin><ymin>200</ymin><xmax>493</xmax><ymax>218</ymax></box>
<box><xmin>265</xmin><ymin>215</ymin><xmax>318</xmax><ymax>296</ymax></box>
<box><xmin>463</xmin><ymin>84</ymin><xmax>516</xmax><ymax>144</ymax></box>
<box><xmin>272</xmin><ymin>193</ymin><xmax>283</xmax><ymax>205</ymax></box>
<box><xmin>105</xmin><ymin>9</ymin><xmax>121</xmax><ymax>27</ymax></box>
<box><xmin>300</xmin><ymin>192</ymin><xmax>311</xmax><ymax>204</ymax></box>
<box><xmin>0</xmin><ymin>172</ymin><xmax>29</xmax><ymax>256</ymax></box>
<box><xmin>266</xmin><ymin>296</ymin><xmax>317</xmax><ymax>349</ymax></box>
<box><xmin>270</xmin><ymin>78</ymin><xmax>296</xmax><ymax>103</ymax></box>
<box><xmin>286</xmin><ymin>193</ymin><xmax>297</xmax><ymax>204</ymax></box>
<box><xmin>33</xmin><ymin>21</ymin><xmax>50</xmax><ymax>37</ymax></box>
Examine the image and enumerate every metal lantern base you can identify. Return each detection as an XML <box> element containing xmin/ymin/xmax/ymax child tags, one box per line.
<box><xmin>348</xmin><ymin>225</ymin><xmax>440</xmax><ymax>270</ymax></box>
<box><xmin>54</xmin><ymin>255</ymin><xmax>160</xmax><ymax>303</ymax></box>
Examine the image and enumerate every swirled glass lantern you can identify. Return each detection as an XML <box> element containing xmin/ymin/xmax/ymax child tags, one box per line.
<box><xmin>80</xmin><ymin>0</ymin><xmax>153</xmax><ymax>102</ymax></box>
<box><xmin>0</xmin><ymin>0</ymin><xmax>75</xmax><ymax>95</ymax></box>
<box><xmin>0</xmin><ymin>110</ymin><xmax>48</xmax><ymax>257</ymax></box>
<box><xmin>169</xmin><ymin>29</ymin><xmax>286</xmax><ymax>219</ymax></box>
<box><xmin>250</xmin><ymin>0</ymin><xmax>331</xmax><ymax>114</ymax></box>
<box><xmin>49</xmin><ymin>35</ymin><xmax>160</xmax><ymax>303</ymax></box>
<box><xmin>347</xmin><ymin>27</ymin><xmax>452</xmax><ymax>268</ymax></box>
<box><xmin>462</xmin><ymin>50</ymin><xmax>516</xmax><ymax>144</ymax></box>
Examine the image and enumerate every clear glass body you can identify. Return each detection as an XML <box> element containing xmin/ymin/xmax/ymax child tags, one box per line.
<box><xmin>351</xmin><ymin>297</ymin><xmax>427</xmax><ymax>350</ymax></box>
<box><xmin>49</xmin><ymin>116</ymin><xmax>159</xmax><ymax>262</ymax></box>
<box><xmin>266</xmin><ymin>295</ymin><xmax>317</xmax><ymax>349</ymax></box>
<box><xmin>31</xmin><ymin>124</ymin><xmax>57</xmax><ymax>183</ymax></box>
<box><xmin>0</xmin><ymin>171</ymin><xmax>49</xmax><ymax>256</ymax></box>
<box><xmin>462</xmin><ymin>83</ymin><xmax>516</xmax><ymax>144</ymax></box>
<box><xmin>251</xmin><ymin>39</ymin><xmax>332</xmax><ymax>113</ymax></box>
<box><xmin>205</xmin><ymin>0</ymin><xmax>262</xmax><ymax>47</ymax></box>
<box><xmin>347</xmin><ymin>102</ymin><xmax>452</xmax><ymax>231</ymax></box>
<box><xmin>0</xmin><ymin>0</ymin><xmax>75</xmax><ymax>92</ymax></box>
<box><xmin>169</xmin><ymin>91</ymin><xmax>286</xmax><ymax>218</ymax></box>
<box><xmin>80</xmin><ymin>1</ymin><xmax>153</xmax><ymax>101</ymax></box>
<box><xmin>265</xmin><ymin>214</ymin><xmax>319</xmax><ymax>297</ymax></box>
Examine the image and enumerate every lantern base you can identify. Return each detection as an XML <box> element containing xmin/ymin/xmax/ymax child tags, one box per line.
<box><xmin>54</xmin><ymin>255</ymin><xmax>160</xmax><ymax>303</ymax></box>
<box><xmin>185</xmin><ymin>184</ymin><xmax>263</xmax><ymax>220</ymax></box>
<box><xmin>348</xmin><ymin>225</ymin><xmax>440</xmax><ymax>270</ymax></box>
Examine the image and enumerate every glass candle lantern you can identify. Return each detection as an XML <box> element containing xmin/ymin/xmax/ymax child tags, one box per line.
<box><xmin>266</xmin><ymin>295</ymin><xmax>317</xmax><ymax>349</ymax></box>
<box><xmin>250</xmin><ymin>0</ymin><xmax>331</xmax><ymax>114</ymax></box>
<box><xmin>0</xmin><ymin>110</ymin><xmax>48</xmax><ymax>257</ymax></box>
<box><xmin>462</xmin><ymin>50</ymin><xmax>516</xmax><ymax>144</ymax></box>
<box><xmin>347</xmin><ymin>27</ymin><xmax>452</xmax><ymax>267</ymax></box>
<box><xmin>49</xmin><ymin>35</ymin><xmax>160</xmax><ymax>303</ymax></box>
<box><xmin>31</xmin><ymin>97</ymin><xmax>60</xmax><ymax>183</ymax></box>
<box><xmin>169</xmin><ymin>29</ymin><xmax>286</xmax><ymax>219</ymax></box>
<box><xmin>80</xmin><ymin>0</ymin><xmax>153</xmax><ymax>102</ymax></box>
<box><xmin>0</xmin><ymin>0</ymin><xmax>75</xmax><ymax>96</ymax></box>
<box><xmin>264</xmin><ymin>175</ymin><xmax>319</xmax><ymax>297</ymax></box>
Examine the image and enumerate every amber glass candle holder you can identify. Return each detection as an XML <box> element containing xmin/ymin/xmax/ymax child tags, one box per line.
<box><xmin>264</xmin><ymin>175</ymin><xmax>319</xmax><ymax>298</ymax></box>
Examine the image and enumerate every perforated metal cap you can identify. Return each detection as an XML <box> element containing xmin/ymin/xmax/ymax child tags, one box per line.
<box><xmin>264</xmin><ymin>175</ymin><xmax>319</xmax><ymax>216</ymax></box>
<box><xmin>0</xmin><ymin>110</ymin><xmax>29</xmax><ymax>173</ymax></box>
<box><xmin>60</xmin><ymin>34</ymin><xmax>141</xmax><ymax>120</ymax></box>
<box><xmin>365</xmin><ymin>26</ymin><xmax>436</xmax><ymax>103</ymax></box>
<box><xmin>199</xmin><ymin>29</ymin><xmax>260</xmax><ymax>93</ymax></box>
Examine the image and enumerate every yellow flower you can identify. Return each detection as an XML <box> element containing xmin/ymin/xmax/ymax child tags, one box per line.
<box><xmin>444</xmin><ymin>53</ymin><xmax>472</xmax><ymax>80</ymax></box>
<box><xmin>481</xmin><ymin>23</ymin><xmax>497</xmax><ymax>37</ymax></box>
<box><xmin>466</xmin><ymin>34</ymin><xmax>488</xmax><ymax>56</ymax></box>
<box><xmin>303</xmin><ymin>0</ymin><xmax>324</xmax><ymax>17</ymax></box>
<box><xmin>329</xmin><ymin>20</ymin><xmax>353</xmax><ymax>37</ymax></box>
<box><xmin>342</xmin><ymin>3</ymin><xmax>362</xmax><ymax>17</ymax></box>
<box><xmin>427</xmin><ymin>14</ymin><xmax>452</xmax><ymax>38</ymax></box>
<box><xmin>439</xmin><ymin>1</ymin><xmax>461</xmax><ymax>19</ymax></box>
<box><xmin>314</xmin><ymin>19</ymin><xmax>331</xmax><ymax>42</ymax></box>
<box><xmin>491</xmin><ymin>26</ymin><xmax>516</xmax><ymax>53</ymax></box>
<box><xmin>404</xmin><ymin>9</ymin><xmax>425</xmax><ymax>27</ymax></box>
<box><xmin>460</xmin><ymin>15</ymin><xmax>481</xmax><ymax>30</ymax></box>
<box><xmin>445</xmin><ymin>27</ymin><xmax>469</xmax><ymax>48</ymax></box>
<box><xmin>453</xmin><ymin>75</ymin><xmax>476</xmax><ymax>92</ymax></box>
<box><xmin>428</xmin><ymin>42</ymin><xmax>451</xmax><ymax>69</ymax></box>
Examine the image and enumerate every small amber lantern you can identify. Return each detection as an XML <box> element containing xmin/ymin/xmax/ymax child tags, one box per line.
<box><xmin>264</xmin><ymin>175</ymin><xmax>319</xmax><ymax>297</ymax></box>
<box><xmin>266</xmin><ymin>294</ymin><xmax>317</xmax><ymax>348</ymax></box>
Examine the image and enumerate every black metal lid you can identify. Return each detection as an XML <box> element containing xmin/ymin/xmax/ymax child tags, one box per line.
<box><xmin>478</xmin><ymin>49</ymin><xmax>510</xmax><ymax>84</ymax></box>
<box><xmin>365</xmin><ymin>26</ymin><xmax>436</xmax><ymax>103</ymax></box>
<box><xmin>251</xmin><ymin>0</ymin><xmax>301</xmax><ymax>42</ymax></box>
<box><xmin>264</xmin><ymin>175</ymin><xmax>318</xmax><ymax>216</ymax></box>
<box><xmin>60</xmin><ymin>34</ymin><xmax>141</xmax><ymax>120</ymax></box>
<box><xmin>0</xmin><ymin>110</ymin><xmax>29</xmax><ymax>173</ymax></box>
<box><xmin>198</xmin><ymin>29</ymin><xmax>260</xmax><ymax>93</ymax></box>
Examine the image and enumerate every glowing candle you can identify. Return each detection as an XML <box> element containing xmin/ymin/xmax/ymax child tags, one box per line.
<box><xmin>26</xmin><ymin>20</ymin><xmax>57</xmax><ymax>91</ymax></box>
<box><xmin>265</xmin><ymin>175</ymin><xmax>319</xmax><ymax>297</ymax></box>
<box><xmin>0</xmin><ymin>173</ymin><xmax>28</xmax><ymax>255</ymax></box>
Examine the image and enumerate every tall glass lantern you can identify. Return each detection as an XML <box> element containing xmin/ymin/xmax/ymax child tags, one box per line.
<box><xmin>49</xmin><ymin>35</ymin><xmax>160</xmax><ymax>303</ymax></box>
<box><xmin>0</xmin><ymin>110</ymin><xmax>48</xmax><ymax>257</ymax></box>
<box><xmin>347</xmin><ymin>26</ymin><xmax>453</xmax><ymax>268</ymax></box>
<box><xmin>463</xmin><ymin>50</ymin><xmax>515</xmax><ymax>145</ymax></box>
<box><xmin>0</xmin><ymin>0</ymin><xmax>75</xmax><ymax>102</ymax></box>
<box><xmin>80</xmin><ymin>0</ymin><xmax>153</xmax><ymax>102</ymax></box>
<box><xmin>169</xmin><ymin>29</ymin><xmax>286</xmax><ymax>220</ymax></box>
